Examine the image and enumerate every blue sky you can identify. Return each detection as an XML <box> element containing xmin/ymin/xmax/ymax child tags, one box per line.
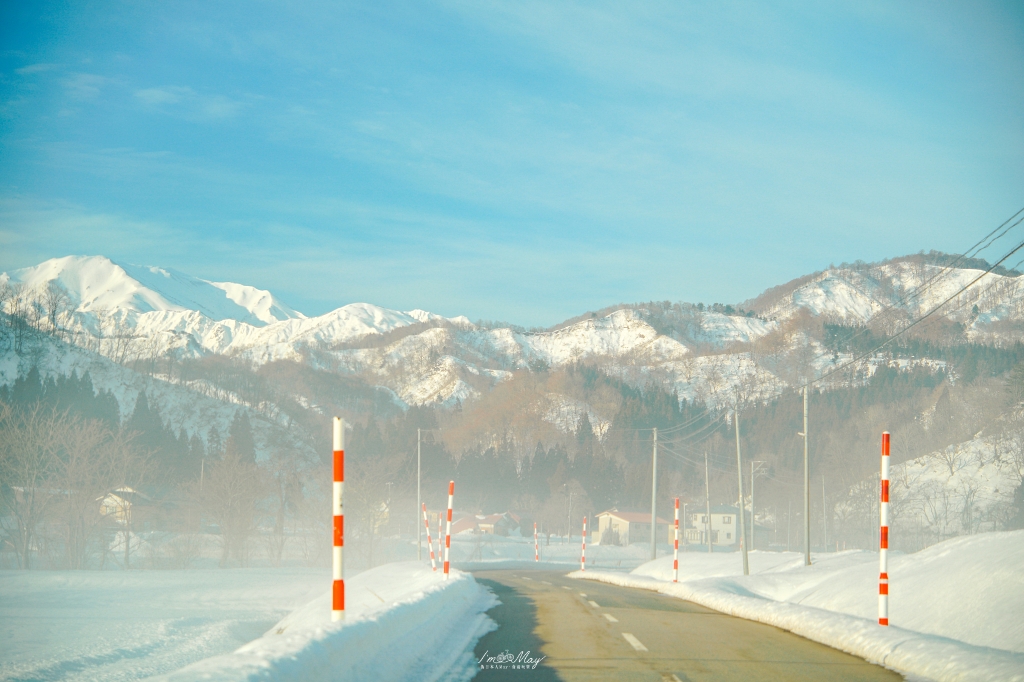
<box><xmin>1</xmin><ymin>1</ymin><xmax>1022</xmax><ymax>326</ymax></box>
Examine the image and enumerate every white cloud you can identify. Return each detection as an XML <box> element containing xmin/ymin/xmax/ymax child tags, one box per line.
<box><xmin>133</xmin><ymin>85</ymin><xmax>243</xmax><ymax>120</ymax></box>
<box><xmin>15</xmin><ymin>63</ymin><xmax>59</xmax><ymax>75</ymax></box>
<box><xmin>62</xmin><ymin>73</ymin><xmax>107</xmax><ymax>99</ymax></box>
<box><xmin>135</xmin><ymin>86</ymin><xmax>192</xmax><ymax>105</ymax></box>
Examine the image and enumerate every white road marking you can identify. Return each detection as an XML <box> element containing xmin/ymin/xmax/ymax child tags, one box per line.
<box><xmin>622</xmin><ymin>633</ymin><xmax>648</xmax><ymax>652</ymax></box>
<box><xmin>562</xmin><ymin>586</ymin><xmax>571</xmax><ymax>590</ymax></box>
<box><xmin>579</xmin><ymin>593</ymin><xmax>587</xmax><ymax>597</ymax></box>
<box><xmin>588</xmin><ymin>600</ymin><xmax>600</xmax><ymax>608</ymax></box>
<box><xmin>662</xmin><ymin>675</ymin><xmax>683</xmax><ymax>682</ymax></box>
<box><xmin>603</xmin><ymin>613</ymin><xmax>618</xmax><ymax>623</ymax></box>
<box><xmin>522</xmin><ymin>577</ymin><xmax>532</xmax><ymax>581</ymax></box>
<box><xmin>542</xmin><ymin>581</ymin><xmax>552</xmax><ymax>585</ymax></box>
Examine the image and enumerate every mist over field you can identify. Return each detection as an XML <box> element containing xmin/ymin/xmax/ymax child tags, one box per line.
<box><xmin>3</xmin><ymin>2</ymin><xmax>1024</xmax><ymax>679</ymax></box>
<box><xmin>3</xmin><ymin>251</ymin><xmax>1023</xmax><ymax>575</ymax></box>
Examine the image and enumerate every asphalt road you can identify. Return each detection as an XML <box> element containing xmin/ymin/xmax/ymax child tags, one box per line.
<box><xmin>471</xmin><ymin>570</ymin><xmax>903</xmax><ymax>682</ymax></box>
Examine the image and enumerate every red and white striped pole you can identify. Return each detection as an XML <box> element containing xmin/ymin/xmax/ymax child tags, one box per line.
<box><xmin>580</xmin><ymin>516</ymin><xmax>587</xmax><ymax>571</ymax></box>
<box><xmin>422</xmin><ymin>503</ymin><xmax>436</xmax><ymax>571</ymax></box>
<box><xmin>437</xmin><ymin>514</ymin><xmax>443</xmax><ymax>562</ymax></box>
<box><xmin>534</xmin><ymin>522</ymin><xmax>539</xmax><ymax>562</ymax></box>
<box><xmin>673</xmin><ymin>497</ymin><xmax>680</xmax><ymax>583</ymax></box>
<box><xmin>879</xmin><ymin>431</ymin><xmax>890</xmax><ymax>626</ymax></box>
<box><xmin>332</xmin><ymin>417</ymin><xmax>345</xmax><ymax>622</ymax></box>
<box><xmin>443</xmin><ymin>481</ymin><xmax>454</xmax><ymax>580</ymax></box>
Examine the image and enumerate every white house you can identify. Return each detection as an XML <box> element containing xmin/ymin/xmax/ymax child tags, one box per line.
<box><xmin>685</xmin><ymin>505</ymin><xmax>770</xmax><ymax>548</ymax></box>
<box><xmin>686</xmin><ymin>504</ymin><xmax>742</xmax><ymax>547</ymax></box>
<box><xmin>594</xmin><ymin>510</ymin><xmax>669</xmax><ymax>546</ymax></box>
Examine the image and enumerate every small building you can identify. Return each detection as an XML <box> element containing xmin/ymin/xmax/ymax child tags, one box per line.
<box><xmin>477</xmin><ymin>512</ymin><xmax>520</xmax><ymax>536</ymax></box>
<box><xmin>685</xmin><ymin>505</ymin><xmax>770</xmax><ymax>548</ymax></box>
<box><xmin>594</xmin><ymin>510</ymin><xmax>669</xmax><ymax>546</ymax></box>
<box><xmin>99</xmin><ymin>487</ymin><xmax>152</xmax><ymax>526</ymax></box>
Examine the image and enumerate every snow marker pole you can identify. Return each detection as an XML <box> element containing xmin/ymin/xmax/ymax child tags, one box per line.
<box><xmin>422</xmin><ymin>503</ymin><xmax>436</xmax><ymax>571</ymax></box>
<box><xmin>332</xmin><ymin>417</ymin><xmax>345</xmax><ymax>622</ymax></box>
<box><xmin>673</xmin><ymin>497</ymin><xmax>679</xmax><ymax>583</ymax></box>
<box><xmin>534</xmin><ymin>522</ymin><xmax>539</xmax><ymax>562</ymax></box>
<box><xmin>437</xmin><ymin>514</ymin><xmax>443</xmax><ymax>562</ymax></box>
<box><xmin>879</xmin><ymin>431</ymin><xmax>890</xmax><ymax>626</ymax></box>
<box><xmin>444</xmin><ymin>481</ymin><xmax>454</xmax><ymax>580</ymax></box>
<box><xmin>580</xmin><ymin>516</ymin><xmax>587</xmax><ymax>571</ymax></box>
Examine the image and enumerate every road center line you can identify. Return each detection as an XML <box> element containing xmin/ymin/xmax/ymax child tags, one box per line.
<box><xmin>579</xmin><ymin>593</ymin><xmax>587</xmax><ymax>597</ymax></box>
<box><xmin>542</xmin><ymin>581</ymin><xmax>552</xmax><ymax>585</ymax></box>
<box><xmin>603</xmin><ymin>613</ymin><xmax>618</xmax><ymax>622</ymax></box>
<box><xmin>588</xmin><ymin>600</ymin><xmax>600</xmax><ymax>608</ymax></box>
<box><xmin>561</xmin><ymin>586</ymin><xmax>571</xmax><ymax>590</ymax></box>
<box><xmin>622</xmin><ymin>632</ymin><xmax>648</xmax><ymax>652</ymax></box>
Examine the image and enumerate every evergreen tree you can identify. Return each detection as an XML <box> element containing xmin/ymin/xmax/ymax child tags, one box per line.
<box><xmin>225</xmin><ymin>410</ymin><xmax>256</xmax><ymax>464</ymax></box>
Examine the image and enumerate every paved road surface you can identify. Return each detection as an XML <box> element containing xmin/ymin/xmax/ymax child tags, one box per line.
<box><xmin>471</xmin><ymin>570</ymin><xmax>902</xmax><ymax>681</ymax></box>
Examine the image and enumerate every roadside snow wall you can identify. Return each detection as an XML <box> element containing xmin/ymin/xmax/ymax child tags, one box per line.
<box><xmin>154</xmin><ymin>563</ymin><xmax>496</xmax><ymax>682</ymax></box>
<box><xmin>571</xmin><ymin>532</ymin><xmax>1024</xmax><ymax>682</ymax></box>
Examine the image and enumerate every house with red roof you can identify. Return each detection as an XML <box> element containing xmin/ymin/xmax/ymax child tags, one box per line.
<box><xmin>594</xmin><ymin>509</ymin><xmax>669</xmax><ymax>546</ymax></box>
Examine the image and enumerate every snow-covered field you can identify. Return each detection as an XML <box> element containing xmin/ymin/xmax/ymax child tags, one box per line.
<box><xmin>0</xmin><ymin>568</ymin><xmax>325</xmax><ymax>681</ymax></box>
<box><xmin>572</xmin><ymin>531</ymin><xmax>1024</xmax><ymax>682</ymax></box>
<box><xmin>0</xmin><ymin>563</ymin><xmax>496</xmax><ymax>682</ymax></box>
<box><xmin>447</xmin><ymin>531</ymin><xmax>654</xmax><ymax>570</ymax></box>
<box><xmin>155</xmin><ymin>563</ymin><xmax>495</xmax><ymax>682</ymax></box>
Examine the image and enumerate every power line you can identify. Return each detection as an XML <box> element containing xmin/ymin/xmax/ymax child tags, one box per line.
<box><xmin>810</xmin><ymin>232</ymin><xmax>1024</xmax><ymax>388</ymax></box>
<box><xmin>805</xmin><ymin>210</ymin><xmax>1024</xmax><ymax>366</ymax></box>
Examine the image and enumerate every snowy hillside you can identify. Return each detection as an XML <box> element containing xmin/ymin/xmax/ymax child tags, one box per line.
<box><xmin>0</xmin><ymin>328</ymin><xmax>316</xmax><ymax>464</ymax></box>
<box><xmin>1</xmin><ymin>255</ymin><xmax>303</xmax><ymax>326</ymax></box>
<box><xmin>751</xmin><ymin>260</ymin><xmax>1024</xmax><ymax>342</ymax></box>
<box><xmin>5</xmin><ymin>253</ymin><xmax>1023</xmax><ymax>414</ymax></box>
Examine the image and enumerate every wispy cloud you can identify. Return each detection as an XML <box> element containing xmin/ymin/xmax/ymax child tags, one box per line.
<box><xmin>134</xmin><ymin>85</ymin><xmax>244</xmax><ymax>119</ymax></box>
<box><xmin>15</xmin><ymin>62</ymin><xmax>60</xmax><ymax>75</ymax></box>
<box><xmin>61</xmin><ymin>73</ymin><xmax>107</xmax><ymax>99</ymax></box>
<box><xmin>135</xmin><ymin>86</ymin><xmax>190</xmax><ymax>105</ymax></box>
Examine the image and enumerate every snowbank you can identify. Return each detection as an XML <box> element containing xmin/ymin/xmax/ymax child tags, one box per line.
<box><xmin>571</xmin><ymin>532</ymin><xmax>1024</xmax><ymax>681</ymax></box>
<box><xmin>0</xmin><ymin>568</ymin><xmax>326</xmax><ymax>681</ymax></box>
<box><xmin>153</xmin><ymin>562</ymin><xmax>496</xmax><ymax>682</ymax></box>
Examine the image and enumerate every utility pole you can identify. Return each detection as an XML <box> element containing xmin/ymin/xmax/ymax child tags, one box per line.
<box><xmin>682</xmin><ymin>502</ymin><xmax>687</xmax><ymax>549</ymax></box>
<box><xmin>650</xmin><ymin>427</ymin><xmax>658</xmax><ymax>561</ymax></box>
<box><xmin>787</xmin><ymin>499</ymin><xmax>792</xmax><ymax>551</ymax></box>
<box><xmin>704</xmin><ymin>451</ymin><xmax>712</xmax><ymax>553</ymax></box>
<box><xmin>417</xmin><ymin>428</ymin><xmax>421</xmax><ymax>561</ymax></box>
<box><xmin>735</xmin><ymin>408</ymin><xmax>749</xmax><ymax>576</ymax></box>
<box><xmin>564</xmin><ymin>484</ymin><xmax>574</xmax><ymax>544</ymax></box>
<box><xmin>822</xmin><ymin>475</ymin><xmax>827</xmax><ymax>553</ymax></box>
<box><xmin>803</xmin><ymin>386</ymin><xmax>811</xmax><ymax>566</ymax></box>
<box><xmin>751</xmin><ymin>461</ymin><xmax>766</xmax><ymax>550</ymax></box>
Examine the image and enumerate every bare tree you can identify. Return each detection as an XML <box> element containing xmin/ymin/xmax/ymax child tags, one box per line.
<box><xmin>104</xmin><ymin>428</ymin><xmax>155</xmax><ymax>569</ymax></box>
<box><xmin>347</xmin><ymin>455</ymin><xmax>401</xmax><ymax>568</ymax></box>
<box><xmin>263</xmin><ymin>430</ymin><xmax>312</xmax><ymax>565</ymax></box>
<box><xmin>52</xmin><ymin>417</ymin><xmax>111</xmax><ymax>569</ymax></box>
<box><xmin>1000</xmin><ymin>426</ymin><xmax>1024</xmax><ymax>485</ymax></box>
<box><xmin>196</xmin><ymin>450</ymin><xmax>269</xmax><ymax>567</ymax></box>
<box><xmin>0</xmin><ymin>403</ymin><xmax>64</xmax><ymax>568</ymax></box>
<box><xmin>42</xmin><ymin>281</ymin><xmax>73</xmax><ymax>339</ymax></box>
<box><xmin>3</xmin><ymin>283</ymin><xmax>29</xmax><ymax>352</ymax></box>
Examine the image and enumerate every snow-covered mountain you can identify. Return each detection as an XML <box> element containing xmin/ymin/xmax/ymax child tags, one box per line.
<box><xmin>0</xmin><ymin>326</ymin><xmax>316</xmax><ymax>464</ymax></box>
<box><xmin>0</xmin><ymin>256</ymin><xmax>473</xmax><ymax>363</ymax></box>
<box><xmin>2</xmin><ymin>256</ymin><xmax>303</xmax><ymax>326</ymax></box>
<box><xmin>4</xmin><ymin>253</ymin><xmax>1023</xmax><ymax>413</ymax></box>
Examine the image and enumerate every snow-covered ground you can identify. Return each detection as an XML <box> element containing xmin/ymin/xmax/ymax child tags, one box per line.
<box><xmin>0</xmin><ymin>568</ymin><xmax>325</xmax><ymax>681</ymax></box>
<box><xmin>0</xmin><ymin>562</ymin><xmax>497</xmax><ymax>682</ymax></box>
<box><xmin>572</xmin><ymin>531</ymin><xmax>1024</xmax><ymax>682</ymax></box>
<box><xmin>447</xmin><ymin>531</ymin><xmax>655</xmax><ymax>571</ymax></box>
<box><xmin>155</xmin><ymin>563</ymin><xmax>495</xmax><ymax>682</ymax></box>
